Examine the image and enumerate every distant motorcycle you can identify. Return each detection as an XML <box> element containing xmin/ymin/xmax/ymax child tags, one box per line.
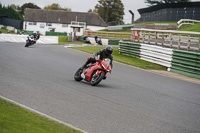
<box><xmin>25</xmin><ymin>35</ymin><xmax>36</xmax><ymax>47</ymax></box>
<box><xmin>95</xmin><ymin>36</ymin><xmax>102</xmax><ymax>45</ymax></box>
<box><xmin>74</xmin><ymin>58</ymin><xmax>112</xmax><ymax>86</ymax></box>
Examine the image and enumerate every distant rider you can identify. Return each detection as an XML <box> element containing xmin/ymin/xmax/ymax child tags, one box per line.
<box><xmin>32</xmin><ymin>31</ymin><xmax>40</xmax><ymax>41</ymax></box>
<box><xmin>94</xmin><ymin>36</ymin><xmax>102</xmax><ymax>45</ymax></box>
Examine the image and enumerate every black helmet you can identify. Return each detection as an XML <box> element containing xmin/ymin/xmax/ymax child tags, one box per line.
<box><xmin>105</xmin><ymin>46</ymin><xmax>113</xmax><ymax>54</ymax></box>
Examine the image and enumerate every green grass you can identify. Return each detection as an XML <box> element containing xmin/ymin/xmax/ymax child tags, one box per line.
<box><xmin>178</xmin><ymin>23</ymin><xmax>200</xmax><ymax>32</ymax></box>
<box><xmin>71</xmin><ymin>46</ymin><xmax>166</xmax><ymax>70</ymax></box>
<box><xmin>58</xmin><ymin>36</ymin><xmax>68</xmax><ymax>44</ymax></box>
<box><xmin>57</xmin><ymin>36</ymin><xmax>86</xmax><ymax>45</ymax></box>
<box><xmin>0</xmin><ymin>29</ymin><xmax>14</xmax><ymax>34</ymax></box>
<box><xmin>0</xmin><ymin>98</ymin><xmax>83</xmax><ymax>133</ymax></box>
<box><xmin>133</xmin><ymin>21</ymin><xmax>177</xmax><ymax>24</ymax></box>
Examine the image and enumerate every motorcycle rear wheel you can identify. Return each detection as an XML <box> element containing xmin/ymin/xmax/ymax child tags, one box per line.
<box><xmin>74</xmin><ymin>68</ymin><xmax>83</xmax><ymax>81</ymax></box>
<box><xmin>90</xmin><ymin>71</ymin><xmax>105</xmax><ymax>86</ymax></box>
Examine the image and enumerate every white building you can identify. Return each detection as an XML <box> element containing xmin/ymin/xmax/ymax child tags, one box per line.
<box><xmin>23</xmin><ymin>8</ymin><xmax>107</xmax><ymax>36</ymax></box>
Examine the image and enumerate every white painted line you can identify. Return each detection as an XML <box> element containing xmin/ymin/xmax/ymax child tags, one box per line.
<box><xmin>0</xmin><ymin>95</ymin><xmax>88</xmax><ymax>133</ymax></box>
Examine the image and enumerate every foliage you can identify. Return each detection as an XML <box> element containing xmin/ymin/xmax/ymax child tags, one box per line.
<box><xmin>0</xmin><ymin>3</ymin><xmax>23</xmax><ymax>20</ymax></box>
<box><xmin>95</xmin><ymin>0</ymin><xmax>124</xmax><ymax>25</ymax></box>
<box><xmin>10</xmin><ymin>4</ymin><xmax>21</xmax><ymax>12</ymax></box>
<box><xmin>145</xmin><ymin>0</ymin><xmax>190</xmax><ymax>5</ymax></box>
<box><xmin>88</xmin><ymin>8</ymin><xmax>98</xmax><ymax>13</ymax></box>
<box><xmin>20</xmin><ymin>3</ymin><xmax>41</xmax><ymax>16</ymax></box>
<box><xmin>44</xmin><ymin>3</ymin><xmax>71</xmax><ymax>11</ymax></box>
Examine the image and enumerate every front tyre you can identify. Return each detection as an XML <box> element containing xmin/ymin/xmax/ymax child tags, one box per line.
<box><xmin>90</xmin><ymin>71</ymin><xmax>105</xmax><ymax>86</ymax></box>
<box><xmin>25</xmin><ymin>43</ymin><xmax>29</xmax><ymax>47</ymax></box>
<box><xmin>74</xmin><ymin>68</ymin><xmax>83</xmax><ymax>81</ymax></box>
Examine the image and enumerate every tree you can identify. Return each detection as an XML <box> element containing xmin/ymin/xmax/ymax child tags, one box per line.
<box><xmin>44</xmin><ymin>3</ymin><xmax>71</xmax><ymax>11</ymax></box>
<box><xmin>20</xmin><ymin>3</ymin><xmax>41</xmax><ymax>16</ymax></box>
<box><xmin>145</xmin><ymin>0</ymin><xmax>190</xmax><ymax>5</ymax></box>
<box><xmin>0</xmin><ymin>3</ymin><xmax>23</xmax><ymax>20</ymax></box>
<box><xmin>10</xmin><ymin>4</ymin><xmax>21</xmax><ymax>12</ymax></box>
<box><xmin>95</xmin><ymin>0</ymin><xmax>124</xmax><ymax>25</ymax></box>
<box><xmin>88</xmin><ymin>8</ymin><xmax>97</xmax><ymax>13</ymax></box>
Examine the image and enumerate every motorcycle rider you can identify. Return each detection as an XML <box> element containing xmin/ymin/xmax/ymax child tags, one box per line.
<box><xmin>81</xmin><ymin>46</ymin><xmax>113</xmax><ymax>70</ymax></box>
<box><xmin>94</xmin><ymin>36</ymin><xmax>102</xmax><ymax>45</ymax></box>
<box><xmin>27</xmin><ymin>31</ymin><xmax>40</xmax><ymax>44</ymax></box>
<box><xmin>32</xmin><ymin>31</ymin><xmax>40</xmax><ymax>40</ymax></box>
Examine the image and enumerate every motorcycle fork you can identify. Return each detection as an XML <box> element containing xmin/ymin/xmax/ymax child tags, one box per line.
<box><xmin>95</xmin><ymin>70</ymin><xmax>105</xmax><ymax>76</ymax></box>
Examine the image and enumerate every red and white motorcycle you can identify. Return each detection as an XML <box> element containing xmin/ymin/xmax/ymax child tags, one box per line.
<box><xmin>74</xmin><ymin>58</ymin><xmax>112</xmax><ymax>86</ymax></box>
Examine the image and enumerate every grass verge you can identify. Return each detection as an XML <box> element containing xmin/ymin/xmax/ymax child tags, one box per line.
<box><xmin>178</xmin><ymin>23</ymin><xmax>200</xmax><ymax>32</ymax></box>
<box><xmin>0</xmin><ymin>98</ymin><xmax>83</xmax><ymax>133</ymax></box>
<box><xmin>58</xmin><ymin>36</ymin><xmax>68</xmax><ymax>44</ymax></box>
<box><xmin>71</xmin><ymin>46</ymin><xmax>166</xmax><ymax>70</ymax></box>
<box><xmin>57</xmin><ymin>36</ymin><xmax>86</xmax><ymax>45</ymax></box>
<box><xmin>0</xmin><ymin>29</ymin><xmax>15</xmax><ymax>34</ymax></box>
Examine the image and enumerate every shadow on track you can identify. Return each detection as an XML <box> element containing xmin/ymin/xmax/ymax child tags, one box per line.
<box><xmin>71</xmin><ymin>79</ymin><xmax>115</xmax><ymax>89</ymax></box>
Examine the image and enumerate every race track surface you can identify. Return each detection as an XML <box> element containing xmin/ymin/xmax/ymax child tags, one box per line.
<box><xmin>0</xmin><ymin>42</ymin><xmax>200</xmax><ymax>133</ymax></box>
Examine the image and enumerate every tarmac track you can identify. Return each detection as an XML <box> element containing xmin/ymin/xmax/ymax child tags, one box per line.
<box><xmin>0</xmin><ymin>42</ymin><xmax>200</xmax><ymax>133</ymax></box>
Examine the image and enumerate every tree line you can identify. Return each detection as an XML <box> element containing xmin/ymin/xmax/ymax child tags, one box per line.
<box><xmin>0</xmin><ymin>0</ymin><xmax>190</xmax><ymax>24</ymax></box>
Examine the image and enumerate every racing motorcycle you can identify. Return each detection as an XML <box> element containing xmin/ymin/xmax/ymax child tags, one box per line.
<box><xmin>74</xmin><ymin>58</ymin><xmax>112</xmax><ymax>86</ymax></box>
<box><xmin>95</xmin><ymin>36</ymin><xmax>102</xmax><ymax>45</ymax></box>
<box><xmin>25</xmin><ymin>35</ymin><xmax>36</xmax><ymax>47</ymax></box>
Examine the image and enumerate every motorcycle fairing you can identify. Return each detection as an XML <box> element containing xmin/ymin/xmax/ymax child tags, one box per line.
<box><xmin>84</xmin><ymin>62</ymin><xmax>103</xmax><ymax>82</ymax></box>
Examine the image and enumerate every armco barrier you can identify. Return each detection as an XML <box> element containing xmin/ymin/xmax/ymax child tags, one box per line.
<box><xmin>140</xmin><ymin>44</ymin><xmax>173</xmax><ymax>68</ymax></box>
<box><xmin>119</xmin><ymin>41</ymin><xmax>141</xmax><ymax>58</ymax></box>
<box><xmin>0</xmin><ymin>34</ymin><xmax>58</xmax><ymax>44</ymax></box>
<box><xmin>119</xmin><ymin>41</ymin><xmax>173</xmax><ymax>67</ymax></box>
<box><xmin>170</xmin><ymin>50</ymin><xmax>200</xmax><ymax>79</ymax></box>
<box><xmin>119</xmin><ymin>41</ymin><xmax>200</xmax><ymax>79</ymax></box>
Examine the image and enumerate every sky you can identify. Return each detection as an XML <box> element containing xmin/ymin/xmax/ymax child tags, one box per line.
<box><xmin>1</xmin><ymin>0</ymin><xmax>200</xmax><ymax>24</ymax></box>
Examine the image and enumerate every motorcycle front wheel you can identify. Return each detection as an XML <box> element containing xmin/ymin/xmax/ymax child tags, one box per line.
<box><xmin>74</xmin><ymin>68</ymin><xmax>83</xmax><ymax>81</ymax></box>
<box><xmin>25</xmin><ymin>43</ymin><xmax>29</xmax><ymax>47</ymax></box>
<box><xmin>90</xmin><ymin>71</ymin><xmax>105</xmax><ymax>86</ymax></box>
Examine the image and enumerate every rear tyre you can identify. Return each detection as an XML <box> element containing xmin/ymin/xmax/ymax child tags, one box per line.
<box><xmin>74</xmin><ymin>68</ymin><xmax>83</xmax><ymax>81</ymax></box>
<box><xmin>90</xmin><ymin>71</ymin><xmax>105</xmax><ymax>86</ymax></box>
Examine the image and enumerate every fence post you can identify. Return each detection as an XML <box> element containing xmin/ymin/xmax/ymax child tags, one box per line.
<box><xmin>178</xmin><ymin>34</ymin><xmax>181</xmax><ymax>49</ymax></box>
<box><xmin>199</xmin><ymin>35</ymin><xmax>200</xmax><ymax>52</ymax></box>
<box><xmin>162</xmin><ymin>32</ymin><xmax>164</xmax><ymax>46</ymax></box>
<box><xmin>187</xmin><ymin>34</ymin><xmax>191</xmax><ymax>50</ymax></box>
<box><xmin>170</xmin><ymin>33</ymin><xmax>173</xmax><ymax>47</ymax></box>
<box><xmin>142</xmin><ymin>31</ymin><xmax>145</xmax><ymax>43</ymax></box>
<box><xmin>133</xmin><ymin>30</ymin><xmax>136</xmax><ymax>41</ymax></box>
<box><xmin>155</xmin><ymin>32</ymin><xmax>157</xmax><ymax>45</ymax></box>
<box><xmin>138</xmin><ymin>31</ymin><xmax>140</xmax><ymax>43</ymax></box>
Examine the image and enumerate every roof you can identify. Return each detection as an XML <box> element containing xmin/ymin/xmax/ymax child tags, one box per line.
<box><xmin>24</xmin><ymin>8</ymin><xmax>107</xmax><ymax>27</ymax></box>
<box><xmin>138</xmin><ymin>2</ymin><xmax>200</xmax><ymax>14</ymax></box>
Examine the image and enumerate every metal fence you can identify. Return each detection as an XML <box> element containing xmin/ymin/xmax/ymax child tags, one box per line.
<box><xmin>83</xmin><ymin>30</ymin><xmax>131</xmax><ymax>40</ymax></box>
<box><xmin>177</xmin><ymin>19</ymin><xmax>200</xmax><ymax>28</ymax></box>
<box><xmin>131</xmin><ymin>28</ymin><xmax>200</xmax><ymax>52</ymax></box>
<box><xmin>0</xmin><ymin>17</ymin><xmax>23</xmax><ymax>29</ymax></box>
